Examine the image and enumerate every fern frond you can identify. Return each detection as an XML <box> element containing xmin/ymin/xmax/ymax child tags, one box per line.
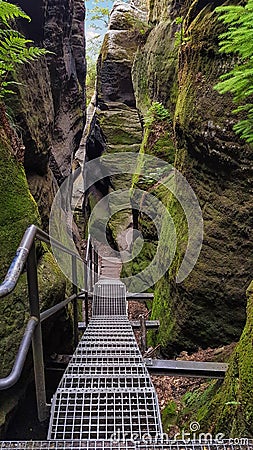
<box><xmin>0</xmin><ymin>1</ymin><xmax>51</xmax><ymax>100</ymax></box>
<box><xmin>214</xmin><ymin>0</ymin><xmax>253</xmax><ymax>142</ymax></box>
<box><xmin>0</xmin><ymin>0</ymin><xmax>30</xmax><ymax>26</ymax></box>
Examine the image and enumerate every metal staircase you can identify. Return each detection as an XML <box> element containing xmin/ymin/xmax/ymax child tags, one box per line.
<box><xmin>0</xmin><ymin>226</ymin><xmax>251</xmax><ymax>449</ymax></box>
<box><xmin>48</xmin><ymin>279</ymin><xmax>162</xmax><ymax>441</ymax></box>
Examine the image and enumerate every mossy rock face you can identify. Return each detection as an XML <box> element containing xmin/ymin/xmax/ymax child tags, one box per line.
<box><xmin>0</xmin><ymin>130</ymin><xmax>39</xmax><ymax>280</ymax></box>
<box><xmin>109</xmin><ymin>1</ymin><xmax>147</xmax><ymax>31</ymax></box>
<box><xmin>97</xmin><ymin>106</ymin><xmax>142</xmax><ymax>147</ymax></box>
<box><xmin>132</xmin><ymin>19</ymin><xmax>178</xmax><ymax>116</ymax></box>
<box><xmin>178</xmin><ymin>281</ymin><xmax>253</xmax><ymax>438</ymax></box>
<box><xmin>94</xmin><ymin>2</ymin><xmax>146</xmax><ymax>244</ymax></box>
<box><xmin>162</xmin><ymin>5</ymin><xmax>252</xmax><ymax>351</ymax></box>
<box><xmin>131</xmin><ymin>1</ymin><xmax>253</xmax><ymax>353</ymax></box>
<box><xmin>0</xmin><ymin>129</ymin><xmax>67</xmax><ymax>431</ymax></box>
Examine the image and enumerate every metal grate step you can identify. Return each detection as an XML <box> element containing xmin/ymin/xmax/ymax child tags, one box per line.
<box><xmin>75</xmin><ymin>342</ymin><xmax>140</xmax><ymax>352</ymax></box>
<box><xmin>58</xmin><ymin>375</ymin><xmax>153</xmax><ymax>390</ymax></box>
<box><xmin>64</xmin><ymin>364</ymin><xmax>150</xmax><ymax>377</ymax></box>
<box><xmin>68</xmin><ymin>356</ymin><xmax>144</xmax><ymax>365</ymax></box>
<box><xmin>48</xmin><ymin>279</ymin><xmax>162</xmax><ymax>442</ymax></box>
<box><xmin>87</xmin><ymin>317</ymin><xmax>131</xmax><ymax>324</ymax></box>
<box><xmin>73</xmin><ymin>348</ymin><xmax>141</xmax><ymax>358</ymax></box>
<box><xmin>92</xmin><ymin>282</ymin><xmax>127</xmax><ymax>316</ymax></box>
<box><xmin>79</xmin><ymin>335</ymin><xmax>137</xmax><ymax>342</ymax></box>
<box><xmin>77</xmin><ymin>339</ymin><xmax>138</xmax><ymax>347</ymax></box>
<box><xmin>48</xmin><ymin>390</ymin><xmax>162</xmax><ymax>441</ymax></box>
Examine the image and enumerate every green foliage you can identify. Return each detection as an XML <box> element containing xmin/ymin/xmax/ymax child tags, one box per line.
<box><xmin>0</xmin><ymin>0</ymin><xmax>30</xmax><ymax>25</ymax></box>
<box><xmin>86</xmin><ymin>0</ymin><xmax>110</xmax><ymax>58</ymax></box>
<box><xmin>86</xmin><ymin>55</ymin><xmax>97</xmax><ymax>105</ymax></box>
<box><xmin>0</xmin><ymin>0</ymin><xmax>49</xmax><ymax>99</ymax></box>
<box><xmin>214</xmin><ymin>0</ymin><xmax>253</xmax><ymax>142</ymax></box>
<box><xmin>175</xmin><ymin>16</ymin><xmax>183</xmax><ymax>25</ymax></box>
<box><xmin>144</xmin><ymin>101</ymin><xmax>171</xmax><ymax>127</ymax></box>
<box><xmin>175</xmin><ymin>16</ymin><xmax>190</xmax><ymax>48</ymax></box>
<box><xmin>89</xmin><ymin>4</ymin><xmax>109</xmax><ymax>28</ymax></box>
<box><xmin>161</xmin><ymin>400</ymin><xmax>177</xmax><ymax>432</ymax></box>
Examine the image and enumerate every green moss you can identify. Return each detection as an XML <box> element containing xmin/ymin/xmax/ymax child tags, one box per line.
<box><xmin>100</xmin><ymin>33</ymin><xmax>109</xmax><ymax>63</ymax></box>
<box><xmin>0</xmin><ymin>132</ymin><xmax>39</xmax><ymax>279</ymax></box>
<box><xmin>98</xmin><ymin>109</ymin><xmax>142</xmax><ymax>147</ymax></box>
<box><xmin>122</xmin><ymin>241</ymin><xmax>157</xmax><ymax>280</ymax></box>
<box><xmin>176</xmin><ymin>281</ymin><xmax>253</xmax><ymax>437</ymax></box>
<box><xmin>0</xmin><ymin>128</ymin><xmax>67</xmax><ymax>430</ymax></box>
<box><xmin>132</xmin><ymin>19</ymin><xmax>178</xmax><ymax>116</ymax></box>
<box><xmin>151</xmin><ymin>131</ymin><xmax>175</xmax><ymax>162</ymax></box>
<box><xmin>109</xmin><ymin>210</ymin><xmax>132</xmax><ymax>242</ymax></box>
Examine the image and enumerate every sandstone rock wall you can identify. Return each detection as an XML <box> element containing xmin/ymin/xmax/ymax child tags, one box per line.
<box><xmin>0</xmin><ymin>0</ymin><xmax>85</xmax><ymax>434</ymax></box>
<box><xmin>0</xmin><ymin>126</ymin><xmax>67</xmax><ymax>436</ymax></box>
<box><xmin>185</xmin><ymin>280</ymin><xmax>253</xmax><ymax>436</ymax></box>
<box><xmin>130</xmin><ymin>0</ymin><xmax>253</xmax><ymax>353</ymax></box>
<box><xmin>44</xmin><ymin>0</ymin><xmax>85</xmax><ymax>179</ymax></box>
<box><xmin>87</xmin><ymin>1</ymin><xmax>145</xmax><ymax>242</ymax></box>
<box><xmin>11</xmin><ymin>0</ymin><xmax>85</xmax><ymax>230</ymax></box>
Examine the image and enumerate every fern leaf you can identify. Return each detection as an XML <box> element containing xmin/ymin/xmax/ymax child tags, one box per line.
<box><xmin>0</xmin><ymin>0</ymin><xmax>30</xmax><ymax>26</ymax></box>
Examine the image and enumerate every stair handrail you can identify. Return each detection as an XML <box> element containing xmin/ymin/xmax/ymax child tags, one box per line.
<box><xmin>0</xmin><ymin>224</ymin><xmax>84</xmax><ymax>298</ymax></box>
<box><xmin>0</xmin><ymin>224</ymin><xmax>97</xmax><ymax>422</ymax></box>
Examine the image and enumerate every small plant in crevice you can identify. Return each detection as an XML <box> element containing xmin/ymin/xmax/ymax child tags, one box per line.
<box><xmin>144</xmin><ymin>101</ymin><xmax>171</xmax><ymax>128</ymax></box>
<box><xmin>0</xmin><ymin>0</ymin><xmax>50</xmax><ymax>161</ymax></box>
<box><xmin>175</xmin><ymin>16</ymin><xmax>190</xmax><ymax>48</ymax></box>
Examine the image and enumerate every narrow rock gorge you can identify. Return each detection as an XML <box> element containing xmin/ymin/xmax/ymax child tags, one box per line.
<box><xmin>88</xmin><ymin>0</ymin><xmax>252</xmax><ymax>352</ymax></box>
<box><xmin>0</xmin><ymin>0</ymin><xmax>253</xmax><ymax>441</ymax></box>
<box><xmin>86</xmin><ymin>0</ymin><xmax>253</xmax><ymax>436</ymax></box>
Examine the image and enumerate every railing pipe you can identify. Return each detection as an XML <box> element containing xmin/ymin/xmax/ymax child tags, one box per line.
<box><xmin>72</xmin><ymin>255</ymin><xmax>79</xmax><ymax>347</ymax></box>
<box><xmin>85</xmin><ymin>234</ymin><xmax>91</xmax><ymax>263</ymax></box>
<box><xmin>83</xmin><ymin>260</ymin><xmax>89</xmax><ymax>327</ymax></box>
<box><xmin>0</xmin><ymin>225</ymin><xmax>37</xmax><ymax>298</ymax></box>
<box><xmin>26</xmin><ymin>242</ymin><xmax>48</xmax><ymax>422</ymax></box>
<box><xmin>40</xmin><ymin>294</ymin><xmax>77</xmax><ymax>323</ymax></box>
<box><xmin>0</xmin><ymin>225</ymin><xmax>84</xmax><ymax>300</ymax></box>
<box><xmin>89</xmin><ymin>243</ymin><xmax>93</xmax><ymax>291</ymax></box>
<box><xmin>94</xmin><ymin>246</ymin><xmax>99</xmax><ymax>283</ymax></box>
<box><xmin>84</xmin><ymin>291</ymin><xmax>89</xmax><ymax>327</ymax></box>
<box><xmin>139</xmin><ymin>314</ymin><xmax>147</xmax><ymax>354</ymax></box>
<box><xmin>36</xmin><ymin>228</ymin><xmax>83</xmax><ymax>261</ymax></box>
<box><xmin>0</xmin><ymin>226</ymin><xmax>94</xmax><ymax>422</ymax></box>
<box><xmin>0</xmin><ymin>317</ymin><xmax>38</xmax><ymax>390</ymax></box>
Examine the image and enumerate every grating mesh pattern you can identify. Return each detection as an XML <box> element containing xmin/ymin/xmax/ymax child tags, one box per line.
<box><xmin>68</xmin><ymin>356</ymin><xmax>144</xmax><ymax>365</ymax></box>
<box><xmin>48</xmin><ymin>280</ymin><xmax>162</xmax><ymax>442</ymax></box>
<box><xmin>92</xmin><ymin>282</ymin><xmax>127</xmax><ymax>316</ymax></box>
<box><xmin>49</xmin><ymin>391</ymin><xmax>161</xmax><ymax>440</ymax></box>
<box><xmin>1</xmin><ymin>441</ymin><xmax>251</xmax><ymax>449</ymax></box>
<box><xmin>59</xmin><ymin>375</ymin><xmax>153</xmax><ymax>390</ymax></box>
<box><xmin>64</xmin><ymin>365</ymin><xmax>149</xmax><ymax>377</ymax></box>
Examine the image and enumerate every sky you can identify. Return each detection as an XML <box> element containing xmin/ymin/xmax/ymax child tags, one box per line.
<box><xmin>85</xmin><ymin>0</ymin><xmax>114</xmax><ymax>57</ymax></box>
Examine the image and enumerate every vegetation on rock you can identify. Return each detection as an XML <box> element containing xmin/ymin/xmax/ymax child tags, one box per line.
<box><xmin>177</xmin><ymin>281</ymin><xmax>253</xmax><ymax>437</ymax></box>
<box><xmin>0</xmin><ymin>0</ymin><xmax>48</xmax><ymax>100</ymax></box>
<box><xmin>215</xmin><ymin>0</ymin><xmax>253</xmax><ymax>142</ymax></box>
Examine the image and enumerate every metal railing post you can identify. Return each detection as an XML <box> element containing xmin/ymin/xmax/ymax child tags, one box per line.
<box><xmin>26</xmin><ymin>242</ymin><xmax>48</xmax><ymax>422</ymax></box>
<box><xmin>89</xmin><ymin>244</ymin><xmax>93</xmax><ymax>291</ymax></box>
<box><xmin>94</xmin><ymin>247</ymin><xmax>99</xmax><ymax>283</ymax></box>
<box><xmin>72</xmin><ymin>255</ymin><xmax>79</xmax><ymax>347</ymax></box>
<box><xmin>84</xmin><ymin>262</ymin><xmax>89</xmax><ymax>327</ymax></box>
<box><xmin>139</xmin><ymin>314</ymin><xmax>147</xmax><ymax>355</ymax></box>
